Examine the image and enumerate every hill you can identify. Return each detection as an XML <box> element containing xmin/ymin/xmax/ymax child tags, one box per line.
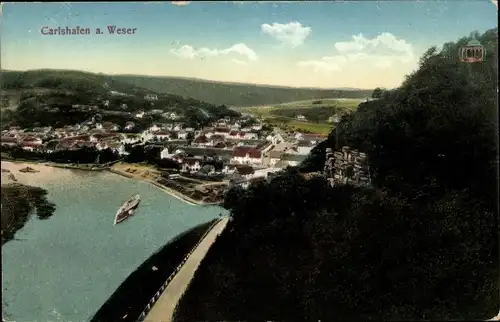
<box><xmin>174</xmin><ymin>28</ymin><xmax>498</xmax><ymax>321</ymax></box>
<box><xmin>1</xmin><ymin>69</ymin><xmax>372</xmax><ymax>109</ymax></box>
<box><xmin>111</xmin><ymin>75</ymin><xmax>373</xmax><ymax>107</ymax></box>
<box><xmin>0</xmin><ymin>69</ymin><xmax>240</xmax><ymax>129</ymax></box>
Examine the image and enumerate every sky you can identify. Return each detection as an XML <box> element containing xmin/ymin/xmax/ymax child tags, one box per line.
<box><xmin>1</xmin><ymin>1</ymin><xmax>498</xmax><ymax>89</ymax></box>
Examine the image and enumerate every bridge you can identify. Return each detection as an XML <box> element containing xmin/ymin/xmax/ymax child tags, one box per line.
<box><xmin>138</xmin><ymin>216</ymin><xmax>229</xmax><ymax>322</ymax></box>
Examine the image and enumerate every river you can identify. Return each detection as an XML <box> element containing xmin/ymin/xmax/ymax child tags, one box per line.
<box><xmin>1</xmin><ymin>166</ymin><xmax>226</xmax><ymax>322</ymax></box>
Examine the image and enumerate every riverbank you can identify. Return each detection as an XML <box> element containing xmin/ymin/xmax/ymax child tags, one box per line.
<box><xmin>90</xmin><ymin>219</ymin><xmax>217</xmax><ymax>322</ymax></box>
<box><xmin>109</xmin><ymin>163</ymin><xmax>225</xmax><ymax>207</ymax></box>
<box><xmin>1</xmin><ymin>183</ymin><xmax>56</xmax><ymax>245</ymax></box>
<box><xmin>1</xmin><ymin>159</ymin><xmax>225</xmax><ymax>206</ymax></box>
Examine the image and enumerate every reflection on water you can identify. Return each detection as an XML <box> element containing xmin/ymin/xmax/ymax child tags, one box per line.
<box><xmin>1</xmin><ymin>168</ymin><xmax>226</xmax><ymax>321</ymax></box>
<box><xmin>1</xmin><ymin>183</ymin><xmax>56</xmax><ymax>245</ymax></box>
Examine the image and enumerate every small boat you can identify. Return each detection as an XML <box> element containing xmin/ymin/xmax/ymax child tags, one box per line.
<box><xmin>19</xmin><ymin>166</ymin><xmax>39</xmax><ymax>173</ymax></box>
<box><xmin>114</xmin><ymin>194</ymin><xmax>140</xmax><ymax>225</ymax></box>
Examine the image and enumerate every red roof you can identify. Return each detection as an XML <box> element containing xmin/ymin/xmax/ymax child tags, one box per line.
<box><xmin>155</xmin><ymin>131</ymin><xmax>171</xmax><ymax>136</ymax></box>
<box><xmin>214</xmin><ymin>142</ymin><xmax>226</xmax><ymax>149</ymax></box>
<box><xmin>210</xmin><ymin>134</ymin><xmax>225</xmax><ymax>141</ymax></box>
<box><xmin>63</xmin><ymin>135</ymin><xmax>90</xmax><ymax>142</ymax></box>
<box><xmin>193</xmin><ymin>135</ymin><xmax>208</xmax><ymax>143</ymax></box>
<box><xmin>1</xmin><ymin>137</ymin><xmax>18</xmax><ymax>143</ymax></box>
<box><xmin>22</xmin><ymin>142</ymin><xmax>41</xmax><ymax>148</ymax></box>
<box><xmin>92</xmin><ymin>133</ymin><xmax>119</xmax><ymax>139</ymax></box>
<box><xmin>214</xmin><ymin>127</ymin><xmax>230</xmax><ymax>133</ymax></box>
<box><xmin>229</xmin><ymin>130</ymin><xmax>238</xmax><ymax>136</ymax></box>
<box><xmin>232</xmin><ymin>146</ymin><xmax>262</xmax><ymax>159</ymax></box>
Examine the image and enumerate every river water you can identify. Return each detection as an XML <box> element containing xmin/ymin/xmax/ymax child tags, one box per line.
<box><xmin>1</xmin><ymin>168</ymin><xmax>226</xmax><ymax>322</ymax></box>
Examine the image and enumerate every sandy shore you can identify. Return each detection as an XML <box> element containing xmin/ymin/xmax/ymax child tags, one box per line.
<box><xmin>109</xmin><ymin>163</ymin><xmax>201</xmax><ymax>206</ymax></box>
<box><xmin>1</xmin><ymin>160</ymin><xmax>221</xmax><ymax>207</ymax></box>
<box><xmin>1</xmin><ymin>161</ymin><xmax>76</xmax><ymax>186</ymax></box>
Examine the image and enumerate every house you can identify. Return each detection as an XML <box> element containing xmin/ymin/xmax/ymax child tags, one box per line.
<box><xmin>22</xmin><ymin>142</ymin><xmax>41</xmax><ymax>152</ymax></box>
<box><xmin>177</xmin><ymin>131</ymin><xmax>189</xmax><ymax>140</ymax></box>
<box><xmin>95</xmin><ymin>141</ymin><xmax>109</xmax><ymax>150</ymax></box>
<box><xmin>151</xmin><ymin>109</ymin><xmax>163</xmax><ymax>115</ymax></box>
<box><xmin>266</xmin><ymin>131</ymin><xmax>285</xmax><ymax>145</ymax></box>
<box><xmin>234</xmin><ymin>165</ymin><xmax>255</xmax><ymax>179</ymax></box>
<box><xmin>251</xmin><ymin>123</ymin><xmax>263</xmax><ymax>131</ymax></box>
<box><xmin>101</xmin><ymin>122</ymin><xmax>120</xmax><ymax>132</ymax></box>
<box><xmin>296</xmin><ymin>115</ymin><xmax>307</xmax><ymax>121</ymax></box>
<box><xmin>213</xmin><ymin>127</ymin><xmax>231</xmax><ymax>137</ymax></box>
<box><xmin>124</xmin><ymin>121</ymin><xmax>135</xmax><ymax>131</ymax></box>
<box><xmin>213</xmin><ymin>142</ymin><xmax>227</xmax><ymax>149</ymax></box>
<box><xmin>268</xmin><ymin>150</ymin><xmax>283</xmax><ymax>167</ymax></box>
<box><xmin>144</xmin><ymin>93</ymin><xmax>158</xmax><ymax>101</ymax></box>
<box><xmin>295</xmin><ymin>140</ymin><xmax>316</xmax><ymax>155</ymax></box>
<box><xmin>149</xmin><ymin>124</ymin><xmax>161</xmax><ymax>133</ymax></box>
<box><xmin>192</xmin><ymin>135</ymin><xmax>209</xmax><ymax>147</ymax></box>
<box><xmin>228</xmin><ymin>176</ymin><xmax>249</xmax><ymax>189</ymax></box>
<box><xmin>121</xmin><ymin>134</ymin><xmax>141</xmax><ymax>144</ymax></box>
<box><xmin>121</xmin><ymin>103</ymin><xmax>128</xmax><ymax>110</ymax></box>
<box><xmin>136</xmin><ymin>111</ymin><xmax>145</xmax><ymax>118</ymax></box>
<box><xmin>231</xmin><ymin>146</ymin><xmax>263</xmax><ymax>165</ymax></box>
<box><xmin>90</xmin><ymin>133</ymin><xmax>120</xmax><ymax>142</ymax></box>
<box><xmin>176</xmin><ymin>146</ymin><xmax>234</xmax><ymax>162</ymax></box>
<box><xmin>117</xmin><ymin>144</ymin><xmax>128</xmax><ymax>156</ymax></box>
<box><xmin>180</xmin><ymin>157</ymin><xmax>203</xmax><ymax>173</ymax></box>
<box><xmin>153</xmin><ymin>131</ymin><xmax>171</xmax><ymax>141</ymax></box>
<box><xmin>252</xmin><ymin>167</ymin><xmax>282</xmax><ymax>179</ymax></box>
<box><xmin>168</xmin><ymin>112</ymin><xmax>179</xmax><ymax>120</ymax></box>
<box><xmin>160</xmin><ymin>147</ymin><xmax>173</xmax><ymax>159</ymax></box>
<box><xmin>22</xmin><ymin>136</ymin><xmax>43</xmax><ymax>146</ymax></box>
<box><xmin>279</xmin><ymin>154</ymin><xmax>308</xmax><ymax>167</ymax></box>
<box><xmin>207</xmin><ymin>134</ymin><xmax>225</xmax><ymax>146</ymax></box>
<box><xmin>1</xmin><ymin>136</ymin><xmax>19</xmax><ymax>147</ymax></box>
<box><xmin>227</xmin><ymin>130</ymin><xmax>258</xmax><ymax>141</ymax></box>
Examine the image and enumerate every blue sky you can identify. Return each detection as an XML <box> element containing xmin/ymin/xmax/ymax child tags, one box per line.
<box><xmin>1</xmin><ymin>1</ymin><xmax>497</xmax><ymax>88</ymax></box>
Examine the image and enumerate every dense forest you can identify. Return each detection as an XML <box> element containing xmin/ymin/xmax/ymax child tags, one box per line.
<box><xmin>174</xmin><ymin>28</ymin><xmax>499</xmax><ymax>321</ymax></box>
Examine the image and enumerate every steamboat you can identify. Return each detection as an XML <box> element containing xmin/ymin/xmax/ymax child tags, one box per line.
<box><xmin>114</xmin><ymin>194</ymin><xmax>141</xmax><ymax>225</ymax></box>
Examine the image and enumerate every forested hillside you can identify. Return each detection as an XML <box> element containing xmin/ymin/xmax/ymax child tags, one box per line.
<box><xmin>0</xmin><ymin>69</ymin><xmax>240</xmax><ymax>129</ymax></box>
<box><xmin>112</xmin><ymin>75</ymin><xmax>372</xmax><ymax>107</ymax></box>
<box><xmin>174</xmin><ymin>28</ymin><xmax>498</xmax><ymax>321</ymax></box>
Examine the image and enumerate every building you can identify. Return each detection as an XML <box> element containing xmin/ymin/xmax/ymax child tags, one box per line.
<box><xmin>231</xmin><ymin>146</ymin><xmax>263</xmax><ymax>165</ymax></box>
<box><xmin>124</xmin><ymin>121</ymin><xmax>135</xmax><ymax>131</ymax></box>
<box><xmin>144</xmin><ymin>94</ymin><xmax>158</xmax><ymax>101</ymax></box>
<box><xmin>279</xmin><ymin>154</ymin><xmax>307</xmax><ymax>167</ymax></box>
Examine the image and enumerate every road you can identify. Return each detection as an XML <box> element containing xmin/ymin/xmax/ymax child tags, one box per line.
<box><xmin>143</xmin><ymin>216</ymin><xmax>229</xmax><ymax>322</ymax></box>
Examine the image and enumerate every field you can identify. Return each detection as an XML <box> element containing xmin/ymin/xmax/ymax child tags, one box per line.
<box><xmin>236</xmin><ymin>98</ymin><xmax>364</xmax><ymax>134</ymax></box>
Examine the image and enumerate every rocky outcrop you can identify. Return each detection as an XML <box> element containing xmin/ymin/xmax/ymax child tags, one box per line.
<box><xmin>324</xmin><ymin>146</ymin><xmax>371</xmax><ymax>187</ymax></box>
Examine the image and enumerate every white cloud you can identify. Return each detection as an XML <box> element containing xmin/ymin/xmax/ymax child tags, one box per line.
<box><xmin>298</xmin><ymin>32</ymin><xmax>415</xmax><ymax>73</ymax></box>
<box><xmin>171</xmin><ymin>43</ymin><xmax>258</xmax><ymax>62</ymax></box>
<box><xmin>172</xmin><ymin>1</ymin><xmax>190</xmax><ymax>6</ymax></box>
<box><xmin>261</xmin><ymin>21</ymin><xmax>312</xmax><ymax>47</ymax></box>
<box><xmin>231</xmin><ymin>59</ymin><xmax>248</xmax><ymax>65</ymax></box>
<box><xmin>297</xmin><ymin>56</ymin><xmax>347</xmax><ymax>72</ymax></box>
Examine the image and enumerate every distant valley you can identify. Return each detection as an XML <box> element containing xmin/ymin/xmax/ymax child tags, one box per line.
<box><xmin>1</xmin><ymin>69</ymin><xmax>372</xmax><ymax>107</ymax></box>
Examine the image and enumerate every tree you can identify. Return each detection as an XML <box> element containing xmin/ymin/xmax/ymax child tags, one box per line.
<box><xmin>371</xmin><ymin>87</ymin><xmax>385</xmax><ymax>99</ymax></box>
<box><xmin>174</xmin><ymin>27</ymin><xmax>499</xmax><ymax>322</ymax></box>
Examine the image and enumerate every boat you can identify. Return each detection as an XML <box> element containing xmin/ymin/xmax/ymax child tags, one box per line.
<box><xmin>114</xmin><ymin>194</ymin><xmax>141</xmax><ymax>225</ymax></box>
<box><xmin>19</xmin><ymin>166</ymin><xmax>39</xmax><ymax>173</ymax></box>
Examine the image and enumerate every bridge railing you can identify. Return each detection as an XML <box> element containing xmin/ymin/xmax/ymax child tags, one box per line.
<box><xmin>137</xmin><ymin>218</ymin><xmax>222</xmax><ymax>321</ymax></box>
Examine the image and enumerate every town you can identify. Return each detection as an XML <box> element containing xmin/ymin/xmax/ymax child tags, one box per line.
<box><xmin>1</xmin><ymin>97</ymin><xmax>329</xmax><ymax>203</ymax></box>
